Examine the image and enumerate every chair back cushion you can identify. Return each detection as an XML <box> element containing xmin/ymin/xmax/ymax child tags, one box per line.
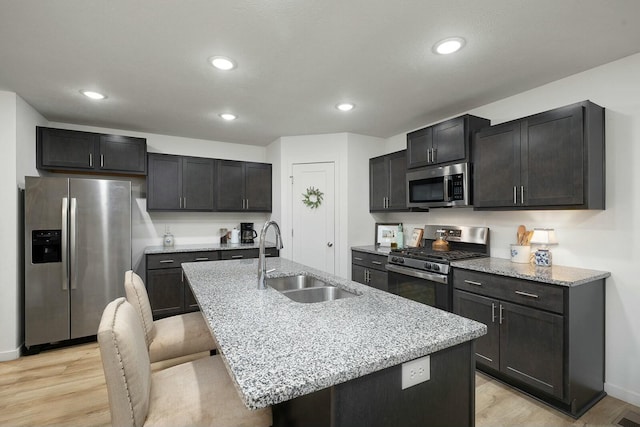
<box><xmin>124</xmin><ymin>270</ymin><xmax>156</xmax><ymax>346</ymax></box>
<box><xmin>98</xmin><ymin>298</ymin><xmax>151</xmax><ymax>427</ymax></box>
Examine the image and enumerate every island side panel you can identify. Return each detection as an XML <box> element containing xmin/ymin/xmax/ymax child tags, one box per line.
<box><xmin>272</xmin><ymin>340</ymin><xmax>476</xmax><ymax>427</ymax></box>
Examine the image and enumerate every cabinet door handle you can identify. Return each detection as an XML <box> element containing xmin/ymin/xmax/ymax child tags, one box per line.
<box><xmin>100</xmin><ymin>154</ymin><xmax>104</xmax><ymax>168</ymax></box>
<box><xmin>464</xmin><ymin>279</ymin><xmax>483</xmax><ymax>286</ymax></box>
<box><xmin>499</xmin><ymin>304</ymin><xmax>504</xmax><ymax>325</ymax></box>
<box><xmin>184</xmin><ymin>197</ymin><xmax>187</xmax><ymax>209</ymax></box>
<box><xmin>513</xmin><ymin>186</ymin><xmax>517</xmax><ymax>205</ymax></box>
<box><xmin>515</xmin><ymin>290</ymin><xmax>539</xmax><ymax>299</ymax></box>
<box><xmin>366</xmin><ymin>269</ymin><xmax>370</xmax><ymax>283</ymax></box>
<box><xmin>354</xmin><ymin>257</ymin><xmax>363</xmax><ymax>261</ymax></box>
<box><xmin>89</xmin><ymin>153</ymin><xmax>93</xmax><ymax>167</ymax></box>
<box><xmin>427</xmin><ymin>148</ymin><xmax>432</xmax><ymax>163</ymax></box>
<box><xmin>371</xmin><ymin>261</ymin><xmax>383</xmax><ymax>265</ymax></box>
<box><xmin>246</xmin><ymin>199</ymin><xmax>249</xmax><ymax>209</ymax></box>
<box><xmin>231</xmin><ymin>255</ymin><xmax>243</xmax><ymax>259</ymax></box>
<box><xmin>491</xmin><ymin>302</ymin><xmax>496</xmax><ymax>323</ymax></box>
<box><xmin>159</xmin><ymin>259</ymin><xmax>175</xmax><ymax>264</ymax></box>
<box><xmin>432</xmin><ymin>147</ymin><xmax>437</xmax><ymax>163</ymax></box>
<box><xmin>520</xmin><ymin>186</ymin><xmax>524</xmax><ymax>205</ymax></box>
<box><xmin>194</xmin><ymin>257</ymin><xmax>209</xmax><ymax>261</ymax></box>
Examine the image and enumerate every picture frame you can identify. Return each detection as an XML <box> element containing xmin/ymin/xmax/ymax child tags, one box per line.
<box><xmin>375</xmin><ymin>222</ymin><xmax>402</xmax><ymax>247</ymax></box>
<box><xmin>407</xmin><ymin>228</ymin><xmax>424</xmax><ymax>248</ymax></box>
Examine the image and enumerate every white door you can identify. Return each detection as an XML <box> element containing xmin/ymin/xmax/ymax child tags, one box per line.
<box><xmin>291</xmin><ymin>162</ymin><xmax>335</xmax><ymax>274</ymax></box>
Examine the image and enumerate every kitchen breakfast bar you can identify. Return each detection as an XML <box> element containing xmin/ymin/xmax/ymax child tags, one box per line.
<box><xmin>182</xmin><ymin>257</ymin><xmax>486</xmax><ymax>427</ymax></box>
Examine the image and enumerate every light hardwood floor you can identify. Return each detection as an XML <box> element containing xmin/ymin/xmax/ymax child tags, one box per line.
<box><xmin>1</xmin><ymin>342</ymin><xmax>638</xmax><ymax>426</ymax></box>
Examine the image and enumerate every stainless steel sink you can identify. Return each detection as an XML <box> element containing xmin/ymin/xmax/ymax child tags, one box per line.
<box><xmin>282</xmin><ymin>286</ymin><xmax>359</xmax><ymax>303</ymax></box>
<box><xmin>267</xmin><ymin>274</ymin><xmax>360</xmax><ymax>303</ymax></box>
<box><xmin>267</xmin><ymin>274</ymin><xmax>329</xmax><ymax>292</ymax></box>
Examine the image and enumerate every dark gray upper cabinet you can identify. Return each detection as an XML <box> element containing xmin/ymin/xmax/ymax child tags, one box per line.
<box><xmin>369</xmin><ymin>150</ymin><xmax>408</xmax><ymax>212</ymax></box>
<box><xmin>407</xmin><ymin>115</ymin><xmax>490</xmax><ymax>169</ymax></box>
<box><xmin>98</xmin><ymin>134</ymin><xmax>147</xmax><ymax>174</ymax></box>
<box><xmin>216</xmin><ymin>160</ymin><xmax>272</xmax><ymax>212</ymax></box>
<box><xmin>473</xmin><ymin>101</ymin><xmax>605</xmax><ymax>210</ymax></box>
<box><xmin>36</xmin><ymin>126</ymin><xmax>146</xmax><ymax>175</ymax></box>
<box><xmin>147</xmin><ymin>153</ymin><xmax>214</xmax><ymax>211</ymax></box>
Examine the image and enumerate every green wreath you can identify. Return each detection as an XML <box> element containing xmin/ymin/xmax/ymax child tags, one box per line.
<box><xmin>302</xmin><ymin>186</ymin><xmax>324</xmax><ymax>209</ymax></box>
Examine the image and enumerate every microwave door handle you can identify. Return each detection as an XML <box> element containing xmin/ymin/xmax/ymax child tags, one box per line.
<box><xmin>443</xmin><ymin>176</ymin><xmax>451</xmax><ymax>201</ymax></box>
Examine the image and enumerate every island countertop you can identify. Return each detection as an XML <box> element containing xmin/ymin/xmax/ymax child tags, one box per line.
<box><xmin>182</xmin><ymin>257</ymin><xmax>486</xmax><ymax>409</ymax></box>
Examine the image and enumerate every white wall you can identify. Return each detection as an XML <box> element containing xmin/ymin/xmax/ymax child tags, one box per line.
<box><xmin>0</xmin><ymin>92</ymin><xmax>47</xmax><ymax>361</ymax></box>
<box><xmin>379</xmin><ymin>53</ymin><xmax>640</xmax><ymax>406</ymax></box>
<box><xmin>271</xmin><ymin>133</ymin><xmax>384</xmax><ymax>279</ymax></box>
<box><xmin>0</xmin><ymin>91</ymin><xmax>19</xmax><ymax>361</ymax></box>
<box><xmin>346</xmin><ymin>134</ymin><xmax>386</xmax><ymax>259</ymax></box>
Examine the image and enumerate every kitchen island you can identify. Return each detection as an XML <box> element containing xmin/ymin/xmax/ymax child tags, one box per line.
<box><xmin>182</xmin><ymin>257</ymin><xmax>486</xmax><ymax>427</ymax></box>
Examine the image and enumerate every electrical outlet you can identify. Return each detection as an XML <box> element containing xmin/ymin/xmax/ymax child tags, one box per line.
<box><xmin>401</xmin><ymin>355</ymin><xmax>431</xmax><ymax>390</ymax></box>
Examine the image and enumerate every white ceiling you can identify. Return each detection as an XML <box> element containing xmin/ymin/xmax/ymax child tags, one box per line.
<box><xmin>2</xmin><ymin>1</ymin><xmax>640</xmax><ymax>146</ymax></box>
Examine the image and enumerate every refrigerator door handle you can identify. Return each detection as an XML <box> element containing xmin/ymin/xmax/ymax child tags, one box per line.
<box><xmin>61</xmin><ymin>197</ymin><xmax>69</xmax><ymax>290</ymax></box>
<box><xmin>70</xmin><ymin>198</ymin><xmax>78</xmax><ymax>290</ymax></box>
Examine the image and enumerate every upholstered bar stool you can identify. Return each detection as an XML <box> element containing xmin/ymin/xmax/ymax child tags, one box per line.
<box><xmin>98</xmin><ymin>298</ymin><xmax>272</xmax><ymax>427</ymax></box>
<box><xmin>124</xmin><ymin>270</ymin><xmax>217</xmax><ymax>368</ymax></box>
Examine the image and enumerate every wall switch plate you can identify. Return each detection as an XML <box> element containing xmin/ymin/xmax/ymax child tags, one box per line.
<box><xmin>401</xmin><ymin>355</ymin><xmax>431</xmax><ymax>390</ymax></box>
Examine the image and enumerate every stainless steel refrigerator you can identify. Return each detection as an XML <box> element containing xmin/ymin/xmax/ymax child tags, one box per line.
<box><xmin>24</xmin><ymin>176</ymin><xmax>131</xmax><ymax>348</ymax></box>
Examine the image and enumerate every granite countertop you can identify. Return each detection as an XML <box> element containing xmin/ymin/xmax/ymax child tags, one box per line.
<box><xmin>144</xmin><ymin>241</ymin><xmax>275</xmax><ymax>254</ymax></box>
<box><xmin>452</xmin><ymin>257</ymin><xmax>611</xmax><ymax>287</ymax></box>
<box><xmin>351</xmin><ymin>245</ymin><xmax>392</xmax><ymax>255</ymax></box>
<box><xmin>182</xmin><ymin>257</ymin><xmax>486</xmax><ymax>409</ymax></box>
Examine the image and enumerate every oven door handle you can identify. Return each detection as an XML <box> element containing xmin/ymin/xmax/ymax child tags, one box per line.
<box><xmin>385</xmin><ymin>264</ymin><xmax>448</xmax><ymax>284</ymax></box>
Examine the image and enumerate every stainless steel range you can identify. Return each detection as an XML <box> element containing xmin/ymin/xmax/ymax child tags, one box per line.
<box><xmin>386</xmin><ymin>225</ymin><xmax>489</xmax><ymax>311</ymax></box>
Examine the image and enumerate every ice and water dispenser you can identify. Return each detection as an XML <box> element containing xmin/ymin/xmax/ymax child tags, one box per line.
<box><xmin>31</xmin><ymin>230</ymin><xmax>62</xmax><ymax>264</ymax></box>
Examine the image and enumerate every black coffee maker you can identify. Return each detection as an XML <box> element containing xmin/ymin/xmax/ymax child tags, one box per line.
<box><xmin>240</xmin><ymin>222</ymin><xmax>258</xmax><ymax>243</ymax></box>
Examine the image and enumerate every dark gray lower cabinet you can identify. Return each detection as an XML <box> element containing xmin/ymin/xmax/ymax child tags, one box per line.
<box><xmin>453</xmin><ymin>268</ymin><xmax>605</xmax><ymax>417</ymax></box>
<box><xmin>351</xmin><ymin>249</ymin><xmax>388</xmax><ymax>291</ymax></box>
<box><xmin>146</xmin><ymin>250</ymin><xmax>219</xmax><ymax>318</ymax></box>
<box><xmin>146</xmin><ymin>247</ymin><xmax>279</xmax><ymax>318</ymax></box>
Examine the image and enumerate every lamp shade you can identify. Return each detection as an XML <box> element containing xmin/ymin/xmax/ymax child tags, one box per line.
<box><xmin>530</xmin><ymin>228</ymin><xmax>558</xmax><ymax>245</ymax></box>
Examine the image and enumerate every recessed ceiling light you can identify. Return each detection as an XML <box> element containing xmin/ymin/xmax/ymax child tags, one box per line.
<box><xmin>336</xmin><ymin>103</ymin><xmax>355</xmax><ymax>112</ymax></box>
<box><xmin>433</xmin><ymin>37</ymin><xmax>466</xmax><ymax>55</ymax></box>
<box><xmin>209</xmin><ymin>56</ymin><xmax>237</xmax><ymax>71</ymax></box>
<box><xmin>80</xmin><ymin>90</ymin><xmax>107</xmax><ymax>100</ymax></box>
<box><xmin>219</xmin><ymin>113</ymin><xmax>237</xmax><ymax>121</ymax></box>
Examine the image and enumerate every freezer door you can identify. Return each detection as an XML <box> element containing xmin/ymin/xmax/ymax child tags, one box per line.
<box><xmin>24</xmin><ymin>176</ymin><xmax>70</xmax><ymax>347</ymax></box>
<box><xmin>69</xmin><ymin>179</ymin><xmax>131</xmax><ymax>339</ymax></box>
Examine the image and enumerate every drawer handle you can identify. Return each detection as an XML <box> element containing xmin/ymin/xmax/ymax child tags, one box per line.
<box><xmin>231</xmin><ymin>255</ymin><xmax>243</xmax><ymax>259</ymax></box>
<box><xmin>371</xmin><ymin>261</ymin><xmax>383</xmax><ymax>265</ymax></box>
<box><xmin>354</xmin><ymin>257</ymin><xmax>363</xmax><ymax>261</ymax></box>
<box><xmin>194</xmin><ymin>257</ymin><xmax>209</xmax><ymax>261</ymax></box>
<box><xmin>464</xmin><ymin>280</ymin><xmax>483</xmax><ymax>286</ymax></box>
<box><xmin>515</xmin><ymin>290</ymin><xmax>539</xmax><ymax>299</ymax></box>
<box><xmin>159</xmin><ymin>259</ymin><xmax>175</xmax><ymax>264</ymax></box>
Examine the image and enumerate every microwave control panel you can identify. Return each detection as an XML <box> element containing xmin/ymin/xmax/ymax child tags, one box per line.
<box><xmin>451</xmin><ymin>173</ymin><xmax>464</xmax><ymax>200</ymax></box>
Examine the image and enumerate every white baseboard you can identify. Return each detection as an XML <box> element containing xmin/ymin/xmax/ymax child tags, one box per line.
<box><xmin>0</xmin><ymin>346</ymin><xmax>21</xmax><ymax>362</ymax></box>
<box><xmin>606</xmin><ymin>382</ymin><xmax>640</xmax><ymax>407</ymax></box>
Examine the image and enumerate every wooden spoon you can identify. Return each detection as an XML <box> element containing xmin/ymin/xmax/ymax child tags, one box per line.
<box><xmin>524</xmin><ymin>230</ymin><xmax>534</xmax><ymax>245</ymax></box>
<box><xmin>517</xmin><ymin>225</ymin><xmax>526</xmax><ymax>245</ymax></box>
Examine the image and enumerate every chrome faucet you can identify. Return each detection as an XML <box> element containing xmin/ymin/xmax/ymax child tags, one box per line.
<box><xmin>258</xmin><ymin>220</ymin><xmax>283</xmax><ymax>290</ymax></box>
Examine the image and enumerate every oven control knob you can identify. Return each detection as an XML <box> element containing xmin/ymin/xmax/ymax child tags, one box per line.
<box><xmin>432</xmin><ymin>264</ymin><xmax>440</xmax><ymax>272</ymax></box>
<box><xmin>392</xmin><ymin>257</ymin><xmax>404</xmax><ymax>264</ymax></box>
<box><xmin>425</xmin><ymin>262</ymin><xmax>431</xmax><ymax>269</ymax></box>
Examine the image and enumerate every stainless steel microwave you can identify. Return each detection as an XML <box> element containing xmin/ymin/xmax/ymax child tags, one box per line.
<box><xmin>406</xmin><ymin>162</ymin><xmax>471</xmax><ymax>208</ymax></box>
